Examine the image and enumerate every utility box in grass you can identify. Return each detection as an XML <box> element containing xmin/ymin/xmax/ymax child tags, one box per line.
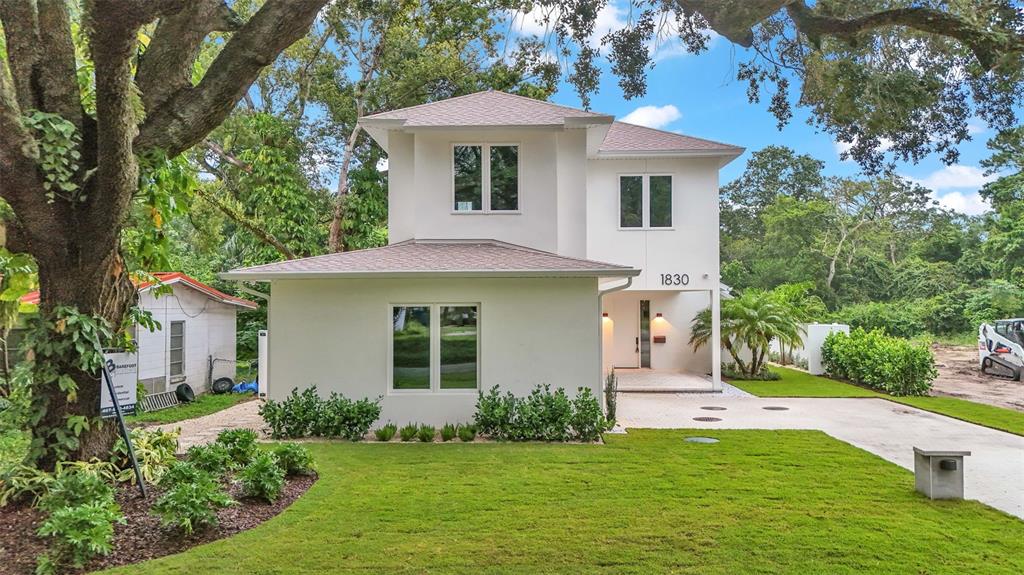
<box><xmin>914</xmin><ymin>448</ymin><xmax>970</xmax><ymax>500</ymax></box>
<box><xmin>804</xmin><ymin>323</ymin><xmax>849</xmax><ymax>375</ymax></box>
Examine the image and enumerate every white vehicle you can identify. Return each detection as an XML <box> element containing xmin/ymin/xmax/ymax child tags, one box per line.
<box><xmin>978</xmin><ymin>319</ymin><xmax>1024</xmax><ymax>380</ymax></box>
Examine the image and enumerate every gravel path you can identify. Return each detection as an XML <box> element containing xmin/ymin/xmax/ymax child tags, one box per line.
<box><xmin>150</xmin><ymin>399</ymin><xmax>266</xmax><ymax>452</ymax></box>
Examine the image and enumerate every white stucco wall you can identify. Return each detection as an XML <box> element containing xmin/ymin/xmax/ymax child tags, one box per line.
<box><xmin>585</xmin><ymin>157</ymin><xmax>721</xmax><ymax>292</ymax></box>
<box><xmin>266</xmin><ymin>277</ymin><xmax>601</xmax><ymax>426</ymax></box>
<box><xmin>135</xmin><ymin>285</ymin><xmax>239</xmax><ymax>394</ymax></box>
<box><xmin>387</xmin><ymin>129</ymin><xmax>567</xmax><ymax>252</ymax></box>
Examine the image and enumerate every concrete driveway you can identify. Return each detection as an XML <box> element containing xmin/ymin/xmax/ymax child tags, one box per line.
<box><xmin>618</xmin><ymin>393</ymin><xmax>1024</xmax><ymax>518</ymax></box>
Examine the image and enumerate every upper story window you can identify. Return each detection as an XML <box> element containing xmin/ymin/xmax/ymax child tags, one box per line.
<box><xmin>453</xmin><ymin>144</ymin><xmax>519</xmax><ymax>212</ymax></box>
<box><xmin>619</xmin><ymin>174</ymin><xmax>672</xmax><ymax>229</ymax></box>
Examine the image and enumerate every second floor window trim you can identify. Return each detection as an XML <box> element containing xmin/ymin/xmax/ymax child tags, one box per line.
<box><xmin>619</xmin><ymin>173</ymin><xmax>673</xmax><ymax>230</ymax></box>
<box><xmin>452</xmin><ymin>143</ymin><xmax>520</xmax><ymax>213</ymax></box>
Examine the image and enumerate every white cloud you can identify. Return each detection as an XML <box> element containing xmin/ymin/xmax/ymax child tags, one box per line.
<box><xmin>621</xmin><ymin>104</ymin><xmax>681</xmax><ymax>129</ymax></box>
<box><xmin>966</xmin><ymin>118</ymin><xmax>988</xmax><ymax>135</ymax></box>
<box><xmin>933</xmin><ymin>190</ymin><xmax>990</xmax><ymax>216</ymax></box>
<box><xmin>834</xmin><ymin>137</ymin><xmax>893</xmax><ymax>159</ymax></box>
<box><xmin>512</xmin><ymin>3</ymin><xmax>625</xmax><ymax>49</ymax></box>
<box><xmin>908</xmin><ymin>164</ymin><xmax>997</xmax><ymax>191</ymax></box>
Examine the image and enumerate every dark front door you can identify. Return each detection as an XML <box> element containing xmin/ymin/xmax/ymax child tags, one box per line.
<box><xmin>639</xmin><ymin>300</ymin><xmax>651</xmax><ymax>368</ymax></box>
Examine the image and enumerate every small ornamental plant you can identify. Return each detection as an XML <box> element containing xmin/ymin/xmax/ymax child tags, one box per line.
<box><xmin>417</xmin><ymin>424</ymin><xmax>436</xmax><ymax>443</ymax></box>
<box><xmin>239</xmin><ymin>452</ymin><xmax>286</xmax><ymax>503</ymax></box>
<box><xmin>36</xmin><ymin>502</ymin><xmax>125</xmax><ymax>573</ymax></box>
<box><xmin>399</xmin><ymin>424</ymin><xmax>418</xmax><ymax>442</ymax></box>
<box><xmin>216</xmin><ymin>428</ymin><xmax>260</xmax><ymax>466</ymax></box>
<box><xmin>185</xmin><ymin>443</ymin><xmax>236</xmax><ymax>476</ymax></box>
<box><xmin>273</xmin><ymin>443</ymin><xmax>316</xmax><ymax>476</ymax></box>
<box><xmin>152</xmin><ymin>473</ymin><xmax>234</xmax><ymax>536</ymax></box>
<box><xmin>457</xmin><ymin>424</ymin><xmax>477</xmax><ymax>442</ymax></box>
<box><xmin>440</xmin><ymin>423</ymin><xmax>457</xmax><ymax>442</ymax></box>
<box><xmin>374</xmin><ymin>423</ymin><xmax>397</xmax><ymax>442</ymax></box>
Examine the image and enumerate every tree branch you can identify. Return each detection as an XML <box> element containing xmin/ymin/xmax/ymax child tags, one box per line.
<box><xmin>785</xmin><ymin>1</ymin><xmax>1023</xmax><ymax>70</ymax></box>
<box><xmin>136</xmin><ymin>0</ymin><xmax>243</xmax><ymax>114</ymax></box>
<box><xmin>202</xmin><ymin>139</ymin><xmax>251</xmax><ymax>172</ymax></box>
<box><xmin>34</xmin><ymin>1</ymin><xmax>83</xmax><ymax>130</ymax></box>
<box><xmin>192</xmin><ymin>179</ymin><xmax>296</xmax><ymax>260</ymax></box>
<box><xmin>135</xmin><ymin>0</ymin><xmax>330</xmax><ymax>156</ymax></box>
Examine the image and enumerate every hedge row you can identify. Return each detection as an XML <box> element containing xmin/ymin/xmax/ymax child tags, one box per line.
<box><xmin>821</xmin><ymin>328</ymin><xmax>937</xmax><ymax>396</ymax></box>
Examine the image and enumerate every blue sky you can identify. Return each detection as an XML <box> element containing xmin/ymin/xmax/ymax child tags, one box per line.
<box><xmin>514</xmin><ymin>3</ymin><xmax>1002</xmax><ymax>216</ymax></box>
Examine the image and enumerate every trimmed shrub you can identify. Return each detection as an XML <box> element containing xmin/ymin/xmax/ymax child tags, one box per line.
<box><xmin>399</xmin><ymin>424</ymin><xmax>418</xmax><ymax>442</ymax></box>
<box><xmin>374</xmin><ymin>423</ymin><xmax>397</xmax><ymax>442</ymax></box>
<box><xmin>216</xmin><ymin>428</ymin><xmax>259</xmax><ymax>466</ymax></box>
<box><xmin>272</xmin><ymin>443</ymin><xmax>316</xmax><ymax>476</ymax></box>
<box><xmin>822</xmin><ymin>328</ymin><xmax>936</xmax><ymax>396</ymax></box>
<box><xmin>239</xmin><ymin>452</ymin><xmax>286</xmax><ymax>503</ymax></box>
<box><xmin>457</xmin><ymin>424</ymin><xmax>477</xmax><ymax>442</ymax></box>
<box><xmin>152</xmin><ymin>474</ymin><xmax>234</xmax><ymax>535</ymax></box>
<box><xmin>474</xmin><ymin>385</ymin><xmax>608</xmax><ymax>442</ymax></box>
<box><xmin>36</xmin><ymin>502</ymin><xmax>125</xmax><ymax>571</ymax></box>
<box><xmin>259</xmin><ymin>387</ymin><xmax>382</xmax><ymax>440</ymax></box>
<box><xmin>417</xmin><ymin>425</ymin><xmax>436</xmax><ymax>443</ymax></box>
<box><xmin>440</xmin><ymin>423</ymin><xmax>457</xmax><ymax>442</ymax></box>
<box><xmin>185</xmin><ymin>443</ymin><xmax>235</xmax><ymax>476</ymax></box>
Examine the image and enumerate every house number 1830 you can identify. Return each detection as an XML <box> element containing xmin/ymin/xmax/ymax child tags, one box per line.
<box><xmin>660</xmin><ymin>273</ymin><xmax>690</xmax><ymax>286</ymax></box>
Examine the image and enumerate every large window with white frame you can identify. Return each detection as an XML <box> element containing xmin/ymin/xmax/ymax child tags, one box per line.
<box><xmin>619</xmin><ymin>174</ymin><xmax>672</xmax><ymax>229</ymax></box>
<box><xmin>391</xmin><ymin>304</ymin><xmax>479</xmax><ymax>391</ymax></box>
<box><xmin>453</xmin><ymin>144</ymin><xmax>519</xmax><ymax>212</ymax></box>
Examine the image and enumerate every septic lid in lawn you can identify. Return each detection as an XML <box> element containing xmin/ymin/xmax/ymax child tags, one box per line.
<box><xmin>684</xmin><ymin>436</ymin><xmax>720</xmax><ymax>444</ymax></box>
<box><xmin>762</xmin><ymin>406</ymin><xmax>789</xmax><ymax>411</ymax></box>
<box><xmin>700</xmin><ymin>406</ymin><xmax>727</xmax><ymax>411</ymax></box>
<box><xmin>692</xmin><ymin>416</ymin><xmax>722</xmax><ymax>422</ymax></box>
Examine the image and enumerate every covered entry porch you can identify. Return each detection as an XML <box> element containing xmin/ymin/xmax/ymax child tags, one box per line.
<box><xmin>600</xmin><ymin>288</ymin><xmax>722</xmax><ymax>392</ymax></box>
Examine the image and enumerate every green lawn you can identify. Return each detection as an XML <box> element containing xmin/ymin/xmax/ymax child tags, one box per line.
<box><xmin>102</xmin><ymin>430</ymin><xmax>1022</xmax><ymax>574</ymax></box>
<box><xmin>730</xmin><ymin>367</ymin><xmax>1024</xmax><ymax>436</ymax></box>
<box><xmin>126</xmin><ymin>393</ymin><xmax>254</xmax><ymax>425</ymax></box>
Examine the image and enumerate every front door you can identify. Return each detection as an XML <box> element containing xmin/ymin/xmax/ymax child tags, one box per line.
<box><xmin>639</xmin><ymin>300</ymin><xmax>651</xmax><ymax>368</ymax></box>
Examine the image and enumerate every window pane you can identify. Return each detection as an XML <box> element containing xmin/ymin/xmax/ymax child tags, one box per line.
<box><xmin>170</xmin><ymin>349</ymin><xmax>183</xmax><ymax>364</ymax></box>
<box><xmin>489</xmin><ymin>146</ymin><xmax>519</xmax><ymax>211</ymax></box>
<box><xmin>649</xmin><ymin>175</ymin><xmax>672</xmax><ymax>227</ymax></box>
<box><xmin>453</xmin><ymin>146</ymin><xmax>482</xmax><ymax>211</ymax></box>
<box><xmin>619</xmin><ymin>176</ymin><xmax>642</xmax><ymax>227</ymax></box>
<box><xmin>170</xmin><ymin>321</ymin><xmax>184</xmax><ymax>336</ymax></box>
<box><xmin>393</xmin><ymin>306</ymin><xmax>431</xmax><ymax>389</ymax></box>
<box><xmin>440</xmin><ymin>306</ymin><xmax>478</xmax><ymax>389</ymax></box>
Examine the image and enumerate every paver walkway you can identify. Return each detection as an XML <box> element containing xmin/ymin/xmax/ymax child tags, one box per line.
<box><xmin>618</xmin><ymin>393</ymin><xmax>1024</xmax><ymax>518</ymax></box>
<box><xmin>151</xmin><ymin>399</ymin><xmax>265</xmax><ymax>451</ymax></box>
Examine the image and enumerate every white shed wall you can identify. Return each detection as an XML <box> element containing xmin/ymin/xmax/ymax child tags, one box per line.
<box><xmin>135</xmin><ymin>284</ymin><xmax>239</xmax><ymax>394</ymax></box>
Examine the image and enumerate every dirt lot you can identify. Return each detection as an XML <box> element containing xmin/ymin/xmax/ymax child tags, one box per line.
<box><xmin>931</xmin><ymin>344</ymin><xmax>1024</xmax><ymax>412</ymax></box>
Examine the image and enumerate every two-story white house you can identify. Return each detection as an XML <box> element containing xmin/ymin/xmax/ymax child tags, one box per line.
<box><xmin>223</xmin><ymin>91</ymin><xmax>742</xmax><ymax>424</ymax></box>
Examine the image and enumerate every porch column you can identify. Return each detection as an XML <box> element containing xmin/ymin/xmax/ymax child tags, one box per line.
<box><xmin>711</xmin><ymin>287</ymin><xmax>722</xmax><ymax>391</ymax></box>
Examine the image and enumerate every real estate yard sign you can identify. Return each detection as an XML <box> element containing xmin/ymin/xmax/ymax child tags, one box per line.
<box><xmin>100</xmin><ymin>351</ymin><xmax>138</xmax><ymax>418</ymax></box>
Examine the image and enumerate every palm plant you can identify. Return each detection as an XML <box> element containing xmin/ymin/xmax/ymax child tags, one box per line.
<box><xmin>690</xmin><ymin>290</ymin><xmax>804</xmax><ymax>378</ymax></box>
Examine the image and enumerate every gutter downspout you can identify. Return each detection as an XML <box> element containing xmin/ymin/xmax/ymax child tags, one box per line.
<box><xmin>597</xmin><ymin>277</ymin><xmax>632</xmax><ymax>411</ymax></box>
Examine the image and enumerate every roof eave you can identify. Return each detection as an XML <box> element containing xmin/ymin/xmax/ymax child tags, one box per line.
<box><xmin>220</xmin><ymin>269</ymin><xmax>640</xmax><ymax>281</ymax></box>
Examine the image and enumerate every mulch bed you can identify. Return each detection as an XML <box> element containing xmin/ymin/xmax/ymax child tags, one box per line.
<box><xmin>0</xmin><ymin>474</ymin><xmax>316</xmax><ymax>575</ymax></box>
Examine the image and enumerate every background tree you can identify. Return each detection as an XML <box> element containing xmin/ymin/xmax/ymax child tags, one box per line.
<box><xmin>0</xmin><ymin>0</ymin><xmax>333</xmax><ymax>468</ymax></box>
<box><xmin>520</xmin><ymin>0</ymin><xmax>1023</xmax><ymax>171</ymax></box>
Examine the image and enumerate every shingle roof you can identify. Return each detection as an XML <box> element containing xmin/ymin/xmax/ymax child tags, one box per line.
<box><xmin>361</xmin><ymin>90</ymin><xmax>608</xmax><ymax>127</ymax></box>
<box><xmin>598</xmin><ymin>121</ymin><xmax>742</xmax><ymax>155</ymax></box>
<box><xmin>21</xmin><ymin>272</ymin><xmax>258</xmax><ymax>310</ymax></box>
<box><xmin>222</xmin><ymin>240</ymin><xmax>638</xmax><ymax>280</ymax></box>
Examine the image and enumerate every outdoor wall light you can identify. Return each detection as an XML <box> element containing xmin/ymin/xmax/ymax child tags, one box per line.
<box><xmin>655</xmin><ymin>312</ymin><xmax>663</xmax><ymax>318</ymax></box>
<box><xmin>602</xmin><ymin>312</ymin><xmax>609</xmax><ymax>318</ymax></box>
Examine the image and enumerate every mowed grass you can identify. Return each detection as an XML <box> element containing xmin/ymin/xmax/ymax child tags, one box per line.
<box><xmin>126</xmin><ymin>393</ymin><xmax>254</xmax><ymax>425</ymax></box>
<box><xmin>731</xmin><ymin>367</ymin><xmax>1024</xmax><ymax>436</ymax></box>
<box><xmin>102</xmin><ymin>429</ymin><xmax>1024</xmax><ymax>575</ymax></box>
